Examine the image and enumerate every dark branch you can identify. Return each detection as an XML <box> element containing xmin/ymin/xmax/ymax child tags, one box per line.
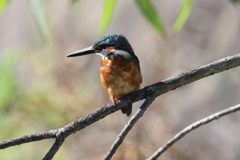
<box><xmin>0</xmin><ymin>130</ymin><xmax>56</xmax><ymax>149</ymax></box>
<box><xmin>43</xmin><ymin>138</ymin><xmax>65</xmax><ymax>160</ymax></box>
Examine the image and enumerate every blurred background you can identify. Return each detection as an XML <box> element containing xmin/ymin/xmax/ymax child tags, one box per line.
<box><xmin>1</xmin><ymin>0</ymin><xmax>240</xmax><ymax>159</ymax></box>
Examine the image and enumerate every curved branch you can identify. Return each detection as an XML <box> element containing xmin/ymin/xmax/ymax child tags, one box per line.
<box><xmin>103</xmin><ymin>96</ymin><xmax>155</xmax><ymax>160</ymax></box>
<box><xmin>147</xmin><ymin>104</ymin><xmax>240</xmax><ymax>160</ymax></box>
<box><xmin>0</xmin><ymin>53</ymin><xmax>240</xmax><ymax>159</ymax></box>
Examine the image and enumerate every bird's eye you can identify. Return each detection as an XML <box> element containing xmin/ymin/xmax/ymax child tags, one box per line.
<box><xmin>100</xmin><ymin>44</ymin><xmax>107</xmax><ymax>49</ymax></box>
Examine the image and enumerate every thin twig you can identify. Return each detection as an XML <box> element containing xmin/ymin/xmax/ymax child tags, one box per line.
<box><xmin>104</xmin><ymin>96</ymin><xmax>155</xmax><ymax>160</ymax></box>
<box><xmin>147</xmin><ymin>104</ymin><xmax>240</xmax><ymax>160</ymax></box>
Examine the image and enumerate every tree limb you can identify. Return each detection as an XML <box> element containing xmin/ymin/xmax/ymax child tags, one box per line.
<box><xmin>0</xmin><ymin>130</ymin><xmax>57</xmax><ymax>149</ymax></box>
<box><xmin>147</xmin><ymin>104</ymin><xmax>240</xmax><ymax>160</ymax></box>
<box><xmin>0</xmin><ymin>53</ymin><xmax>240</xmax><ymax>159</ymax></box>
<box><xmin>43</xmin><ymin>137</ymin><xmax>65</xmax><ymax>160</ymax></box>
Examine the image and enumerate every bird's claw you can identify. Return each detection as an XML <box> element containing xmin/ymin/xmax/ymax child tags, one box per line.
<box><xmin>112</xmin><ymin>95</ymin><xmax>117</xmax><ymax>106</ymax></box>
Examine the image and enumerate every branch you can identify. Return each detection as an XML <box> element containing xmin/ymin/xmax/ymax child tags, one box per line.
<box><xmin>0</xmin><ymin>53</ymin><xmax>240</xmax><ymax>159</ymax></box>
<box><xmin>147</xmin><ymin>104</ymin><xmax>240</xmax><ymax>160</ymax></box>
<box><xmin>103</xmin><ymin>96</ymin><xmax>155</xmax><ymax>160</ymax></box>
<box><xmin>43</xmin><ymin>138</ymin><xmax>64</xmax><ymax>160</ymax></box>
<box><xmin>0</xmin><ymin>130</ymin><xmax>57</xmax><ymax>149</ymax></box>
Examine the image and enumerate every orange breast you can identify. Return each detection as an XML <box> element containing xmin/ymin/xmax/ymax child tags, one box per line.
<box><xmin>100</xmin><ymin>56</ymin><xmax>142</xmax><ymax>100</ymax></box>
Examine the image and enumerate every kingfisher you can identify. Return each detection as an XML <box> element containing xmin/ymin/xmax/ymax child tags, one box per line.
<box><xmin>67</xmin><ymin>34</ymin><xmax>142</xmax><ymax>116</ymax></box>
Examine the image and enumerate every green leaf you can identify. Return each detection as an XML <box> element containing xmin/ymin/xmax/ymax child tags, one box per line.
<box><xmin>173</xmin><ymin>0</ymin><xmax>193</xmax><ymax>33</ymax></box>
<box><xmin>0</xmin><ymin>0</ymin><xmax>10</xmax><ymax>15</ymax></box>
<box><xmin>31</xmin><ymin>0</ymin><xmax>51</xmax><ymax>42</ymax></box>
<box><xmin>230</xmin><ymin>0</ymin><xmax>240</xmax><ymax>3</ymax></box>
<box><xmin>0</xmin><ymin>51</ymin><xmax>19</xmax><ymax>108</ymax></box>
<box><xmin>135</xmin><ymin>0</ymin><xmax>165</xmax><ymax>36</ymax></box>
<box><xmin>98</xmin><ymin>0</ymin><xmax>118</xmax><ymax>36</ymax></box>
<box><xmin>70</xmin><ymin>0</ymin><xmax>80</xmax><ymax>5</ymax></box>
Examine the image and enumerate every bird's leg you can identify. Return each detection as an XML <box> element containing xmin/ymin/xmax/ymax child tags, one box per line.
<box><xmin>112</xmin><ymin>95</ymin><xmax>117</xmax><ymax>106</ymax></box>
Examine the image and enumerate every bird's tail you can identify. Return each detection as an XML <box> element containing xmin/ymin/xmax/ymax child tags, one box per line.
<box><xmin>121</xmin><ymin>104</ymin><xmax>132</xmax><ymax>117</ymax></box>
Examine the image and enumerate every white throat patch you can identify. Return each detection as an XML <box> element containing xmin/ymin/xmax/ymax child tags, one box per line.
<box><xmin>96</xmin><ymin>53</ymin><xmax>105</xmax><ymax>59</ymax></box>
<box><xmin>113</xmin><ymin>50</ymin><xmax>132</xmax><ymax>58</ymax></box>
<box><xmin>96</xmin><ymin>49</ymin><xmax>132</xmax><ymax>60</ymax></box>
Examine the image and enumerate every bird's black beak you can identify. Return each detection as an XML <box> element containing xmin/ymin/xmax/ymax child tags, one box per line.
<box><xmin>66</xmin><ymin>46</ymin><xmax>97</xmax><ymax>57</ymax></box>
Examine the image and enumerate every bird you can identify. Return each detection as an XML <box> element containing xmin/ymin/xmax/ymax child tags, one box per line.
<box><xmin>67</xmin><ymin>34</ymin><xmax>142</xmax><ymax>116</ymax></box>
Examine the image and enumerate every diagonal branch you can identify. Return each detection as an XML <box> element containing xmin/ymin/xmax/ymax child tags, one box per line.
<box><xmin>43</xmin><ymin>138</ymin><xmax>65</xmax><ymax>160</ymax></box>
<box><xmin>103</xmin><ymin>96</ymin><xmax>155</xmax><ymax>160</ymax></box>
<box><xmin>0</xmin><ymin>53</ymin><xmax>240</xmax><ymax>159</ymax></box>
<box><xmin>147</xmin><ymin>104</ymin><xmax>240</xmax><ymax>160</ymax></box>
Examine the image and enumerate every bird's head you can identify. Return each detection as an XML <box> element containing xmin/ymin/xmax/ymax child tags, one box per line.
<box><xmin>67</xmin><ymin>34</ymin><xmax>138</xmax><ymax>62</ymax></box>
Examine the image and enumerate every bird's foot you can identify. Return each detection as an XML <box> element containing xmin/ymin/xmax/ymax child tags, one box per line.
<box><xmin>112</xmin><ymin>95</ymin><xmax>117</xmax><ymax>106</ymax></box>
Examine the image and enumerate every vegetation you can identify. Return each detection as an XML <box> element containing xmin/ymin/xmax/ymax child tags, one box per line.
<box><xmin>1</xmin><ymin>0</ymin><xmax>240</xmax><ymax>159</ymax></box>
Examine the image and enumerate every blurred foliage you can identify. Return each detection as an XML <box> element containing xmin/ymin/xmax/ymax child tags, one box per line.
<box><xmin>30</xmin><ymin>0</ymin><xmax>51</xmax><ymax>43</ymax></box>
<box><xmin>1</xmin><ymin>0</ymin><xmax>240</xmax><ymax>160</ymax></box>
<box><xmin>0</xmin><ymin>0</ymin><xmax>193</xmax><ymax>36</ymax></box>
<box><xmin>71</xmin><ymin>0</ymin><xmax>192</xmax><ymax>36</ymax></box>
<box><xmin>0</xmin><ymin>49</ymin><xmax>98</xmax><ymax>159</ymax></box>
<box><xmin>135</xmin><ymin>0</ymin><xmax>165</xmax><ymax>36</ymax></box>
<box><xmin>0</xmin><ymin>51</ymin><xmax>18</xmax><ymax>109</ymax></box>
<box><xmin>98</xmin><ymin>0</ymin><xmax>117</xmax><ymax>36</ymax></box>
<box><xmin>230</xmin><ymin>0</ymin><xmax>240</xmax><ymax>3</ymax></box>
<box><xmin>70</xmin><ymin>0</ymin><xmax>80</xmax><ymax>5</ymax></box>
<box><xmin>0</xmin><ymin>0</ymin><xmax>10</xmax><ymax>15</ymax></box>
<box><xmin>0</xmin><ymin>51</ymin><xmax>20</xmax><ymax>139</ymax></box>
<box><xmin>173</xmin><ymin>0</ymin><xmax>193</xmax><ymax>33</ymax></box>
